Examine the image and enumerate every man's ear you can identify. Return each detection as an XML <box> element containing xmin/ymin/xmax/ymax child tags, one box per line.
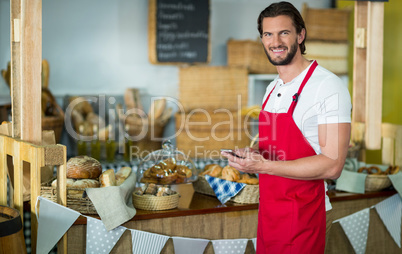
<box><xmin>298</xmin><ymin>28</ymin><xmax>306</xmax><ymax>44</ymax></box>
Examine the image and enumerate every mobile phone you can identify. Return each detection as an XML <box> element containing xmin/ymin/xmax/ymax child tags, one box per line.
<box><xmin>220</xmin><ymin>149</ymin><xmax>245</xmax><ymax>159</ymax></box>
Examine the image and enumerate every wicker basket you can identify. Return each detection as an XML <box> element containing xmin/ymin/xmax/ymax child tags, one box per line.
<box><xmin>40</xmin><ymin>183</ymin><xmax>97</xmax><ymax>215</ymax></box>
<box><xmin>227</xmin><ymin>39</ymin><xmax>277</xmax><ymax>74</ymax></box>
<box><xmin>175</xmin><ymin>110</ymin><xmax>251</xmax><ymax>158</ymax></box>
<box><xmin>193</xmin><ymin>175</ymin><xmax>259</xmax><ymax>204</ymax></box>
<box><xmin>365</xmin><ymin>175</ymin><xmax>392</xmax><ymax>192</ymax></box>
<box><xmin>179</xmin><ymin>66</ymin><xmax>248</xmax><ymax>112</ymax></box>
<box><xmin>132</xmin><ymin>193</ymin><xmax>180</xmax><ymax>211</ymax></box>
<box><xmin>42</xmin><ymin>87</ymin><xmax>64</xmax><ymax>143</ymax></box>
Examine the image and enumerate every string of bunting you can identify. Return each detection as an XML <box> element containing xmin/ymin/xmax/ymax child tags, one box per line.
<box><xmin>35</xmin><ymin>196</ymin><xmax>255</xmax><ymax>254</ymax></box>
<box><xmin>35</xmin><ymin>194</ymin><xmax>402</xmax><ymax>254</ymax></box>
<box><xmin>333</xmin><ymin>194</ymin><xmax>402</xmax><ymax>254</ymax></box>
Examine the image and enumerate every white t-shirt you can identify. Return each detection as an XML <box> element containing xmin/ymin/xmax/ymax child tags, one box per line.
<box><xmin>261</xmin><ymin>61</ymin><xmax>352</xmax><ymax>211</ymax></box>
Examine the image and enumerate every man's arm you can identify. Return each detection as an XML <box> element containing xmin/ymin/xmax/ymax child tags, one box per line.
<box><xmin>225</xmin><ymin>123</ymin><xmax>351</xmax><ymax>180</ymax></box>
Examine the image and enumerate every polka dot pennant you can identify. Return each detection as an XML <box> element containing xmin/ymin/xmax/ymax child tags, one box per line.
<box><xmin>86</xmin><ymin>217</ymin><xmax>126</xmax><ymax>254</ymax></box>
<box><xmin>211</xmin><ymin>239</ymin><xmax>248</xmax><ymax>254</ymax></box>
<box><xmin>374</xmin><ymin>194</ymin><xmax>402</xmax><ymax>248</ymax></box>
<box><xmin>339</xmin><ymin>208</ymin><xmax>370</xmax><ymax>254</ymax></box>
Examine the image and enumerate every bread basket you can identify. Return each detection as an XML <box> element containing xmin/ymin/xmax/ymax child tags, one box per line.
<box><xmin>41</xmin><ymin>179</ymin><xmax>97</xmax><ymax>214</ymax></box>
<box><xmin>132</xmin><ymin>193</ymin><xmax>180</xmax><ymax>211</ymax></box>
<box><xmin>365</xmin><ymin>175</ymin><xmax>392</xmax><ymax>192</ymax></box>
<box><xmin>193</xmin><ymin>175</ymin><xmax>259</xmax><ymax>204</ymax></box>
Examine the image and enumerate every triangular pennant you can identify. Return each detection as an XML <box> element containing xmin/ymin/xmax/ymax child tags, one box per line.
<box><xmin>204</xmin><ymin>175</ymin><xmax>246</xmax><ymax>204</ymax></box>
<box><xmin>374</xmin><ymin>194</ymin><xmax>402</xmax><ymax>247</ymax></box>
<box><xmin>86</xmin><ymin>217</ymin><xmax>126</xmax><ymax>254</ymax></box>
<box><xmin>338</xmin><ymin>208</ymin><xmax>370</xmax><ymax>254</ymax></box>
<box><xmin>130</xmin><ymin>229</ymin><xmax>169</xmax><ymax>254</ymax></box>
<box><xmin>172</xmin><ymin>236</ymin><xmax>209</xmax><ymax>254</ymax></box>
<box><xmin>251</xmin><ymin>238</ymin><xmax>257</xmax><ymax>252</ymax></box>
<box><xmin>211</xmin><ymin>239</ymin><xmax>248</xmax><ymax>254</ymax></box>
<box><xmin>36</xmin><ymin>197</ymin><xmax>81</xmax><ymax>254</ymax></box>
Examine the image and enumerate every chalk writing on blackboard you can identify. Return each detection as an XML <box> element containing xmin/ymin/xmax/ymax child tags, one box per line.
<box><xmin>149</xmin><ymin>0</ymin><xmax>210</xmax><ymax>64</ymax></box>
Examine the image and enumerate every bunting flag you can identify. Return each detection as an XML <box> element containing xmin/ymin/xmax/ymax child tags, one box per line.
<box><xmin>86</xmin><ymin>216</ymin><xmax>126</xmax><ymax>254</ymax></box>
<box><xmin>251</xmin><ymin>238</ymin><xmax>257</xmax><ymax>252</ymax></box>
<box><xmin>171</xmin><ymin>236</ymin><xmax>210</xmax><ymax>254</ymax></box>
<box><xmin>130</xmin><ymin>229</ymin><xmax>169</xmax><ymax>254</ymax></box>
<box><xmin>374</xmin><ymin>194</ymin><xmax>402</xmax><ymax>248</ymax></box>
<box><xmin>211</xmin><ymin>239</ymin><xmax>248</xmax><ymax>254</ymax></box>
<box><xmin>338</xmin><ymin>208</ymin><xmax>370</xmax><ymax>254</ymax></box>
<box><xmin>36</xmin><ymin>197</ymin><xmax>81</xmax><ymax>254</ymax></box>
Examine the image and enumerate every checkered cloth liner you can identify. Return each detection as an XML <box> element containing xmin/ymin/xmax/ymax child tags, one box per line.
<box><xmin>204</xmin><ymin>175</ymin><xmax>246</xmax><ymax>204</ymax></box>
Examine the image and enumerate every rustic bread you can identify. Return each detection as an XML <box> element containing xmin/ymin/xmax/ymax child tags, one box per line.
<box><xmin>115</xmin><ymin>167</ymin><xmax>132</xmax><ymax>186</ymax></box>
<box><xmin>51</xmin><ymin>178</ymin><xmax>100</xmax><ymax>189</ymax></box>
<box><xmin>99</xmin><ymin>169</ymin><xmax>116</xmax><ymax>187</ymax></box>
<box><xmin>66</xmin><ymin>156</ymin><xmax>102</xmax><ymax>179</ymax></box>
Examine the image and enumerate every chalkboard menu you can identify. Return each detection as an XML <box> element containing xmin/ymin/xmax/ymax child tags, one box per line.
<box><xmin>148</xmin><ymin>0</ymin><xmax>210</xmax><ymax>64</ymax></box>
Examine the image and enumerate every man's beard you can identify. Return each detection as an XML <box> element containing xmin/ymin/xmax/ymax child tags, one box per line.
<box><xmin>264</xmin><ymin>40</ymin><xmax>298</xmax><ymax>66</ymax></box>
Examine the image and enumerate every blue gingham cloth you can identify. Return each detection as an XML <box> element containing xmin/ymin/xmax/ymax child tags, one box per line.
<box><xmin>204</xmin><ymin>175</ymin><xmax>246</xmax><ymax>204</ymax></box>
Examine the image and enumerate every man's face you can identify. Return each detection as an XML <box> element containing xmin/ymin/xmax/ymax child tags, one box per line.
<box><xmin>260</xmin><ymin>15</ymin><xmax>303</xmax><ymax>66</ymax></box>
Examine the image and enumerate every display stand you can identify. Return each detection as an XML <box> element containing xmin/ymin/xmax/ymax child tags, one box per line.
<box><xmin>0</xmin><ymin>133</ymin><xmax>67</xmax><ymax>254</ymax></box>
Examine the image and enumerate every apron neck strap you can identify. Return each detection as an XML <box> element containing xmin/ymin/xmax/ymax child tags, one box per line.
<box><xmin>288</xmin><ymin>60</ymin><xmax>318</xmax><ymax>114</ymax></box>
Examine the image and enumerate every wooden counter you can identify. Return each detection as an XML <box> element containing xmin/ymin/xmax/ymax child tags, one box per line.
<box><xmin>66</xmin><ymin>183</ymin><xmax>400</xmax><ymax>253</ymax></box>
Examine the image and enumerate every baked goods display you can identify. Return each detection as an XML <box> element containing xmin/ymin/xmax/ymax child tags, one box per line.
<box><xmin>134</xmin><ymin>183</ymin><xmax>177</xmax><ymax>197</ymax></box>
<box><xmin>200</xmin><ymin>164</ymin><xmax>259</xmax><ymax>185</ymax></box>
<box><xmin>68</xmin><ymin>96</ymin><xmax>107</xmax><ymax>138</ymax></box>
<box><xmin>137</xmin><ymin>140</ymin><xmax>198</xmax><ymax>185</ymax></box>
<box><xmin>140</xmin><ymin>158</ymin><xmax>193</xmax><ymax>184</ymax></box>
<box><xmin>133</xmin><ymin>183</ymin><xmax>179</xmax><ymax>211</ymax></box>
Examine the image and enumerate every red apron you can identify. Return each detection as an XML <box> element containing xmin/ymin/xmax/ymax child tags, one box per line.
<box><xmin>257</xmin><ymin>61</ymin><xmax>325</xmax><ymax>253</ymax></box>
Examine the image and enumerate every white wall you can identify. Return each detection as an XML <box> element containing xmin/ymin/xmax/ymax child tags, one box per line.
<box><xmin>0</xmin><ymin>0</ymin><xmax>332</xmax><ymax>98</ymax></box>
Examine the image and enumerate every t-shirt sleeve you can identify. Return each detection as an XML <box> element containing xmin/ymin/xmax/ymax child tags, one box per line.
<box><xmin>315</xmin><ymin>75</ymin><xmax>352</xmax><ymax>125</ymax></box>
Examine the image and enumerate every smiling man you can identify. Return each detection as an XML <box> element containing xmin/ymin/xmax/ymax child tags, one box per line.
<box><xmin>221</xmin><ymin>2</ymin><xmax>352</xmax><ymax>253</ymax></box>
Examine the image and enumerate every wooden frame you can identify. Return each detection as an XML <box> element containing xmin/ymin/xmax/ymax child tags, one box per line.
<box><xmin>352</xmin><ymin>1</ymin><xmax>385</xmax><ymax>149</ymax></box>
<box><xmin>0</xmin><ymin>133</ymin><xmax>67</xmax><ymax>253</ymax></box>
<box><xmin>4</xmin><ymin>0</ymin><xmax>68</xmax><ymax>253</ymax></box>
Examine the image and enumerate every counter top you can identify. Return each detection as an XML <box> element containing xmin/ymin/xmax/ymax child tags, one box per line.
<box><xmin>73</xmin><ymin>184</ymin><xmax>397</xmax><ymax>225</ymax></box>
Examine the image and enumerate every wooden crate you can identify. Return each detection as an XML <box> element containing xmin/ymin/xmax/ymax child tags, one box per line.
<box><xmin>302</xmin><ymin>4</ymin><xmax>351</xmax><ymax>42</ymax></box>
<box><xmin>178</xmin><ymin>66</ymin><xmax>248</xmax><ymax>112</ymax></box>
<box><xmin>305</xmin><ymin>41</ymin><xmax>349</xmax><ymax>75</ymax></box>
<box><xmin>227</xmin><ymin>39</ymin><xmax>277</xmax><ymax>74</ymax></box>
<box><xmin>175</xmin><ymin>110</ymin><xmax>251</xmax><ymax>158</ymax></box>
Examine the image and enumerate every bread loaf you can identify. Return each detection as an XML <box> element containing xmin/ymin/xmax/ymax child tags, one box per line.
<box><xmin>99</xmin><ymin>169</ymin><xmax>116</xmax><ymax>187</ymax></box>
<box><xmin>115</xmin><ymin>167</ymin><xmax>132</xmax><ymax>186</ymax></box>
<box><xmin>51</xmin><ymin>178</ymin><xmax>100</xmax><ymax>198</ymax></box>
<box><xmin>51</xmin><ymin>178</ymin><xmax>76</xmax><ymax>188</ymax></box>
<box><xmin>221</xmin><ymin>166</ymin><xmax>241</xmax><ymax>182</ymax></box>
<box><xmin>51</xmin><ymin>178</ymin><xmax>100</xmax><ymax>189</ymax></box>
<box><xmin>200</xmin><ymin>164</ymin><xmax>222</xmax><ymax>177</ymax></box>
<box><xmin>66</xmin><ymin>156</ymin><xmax>102</xmax><ymax>179</ymax></box>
